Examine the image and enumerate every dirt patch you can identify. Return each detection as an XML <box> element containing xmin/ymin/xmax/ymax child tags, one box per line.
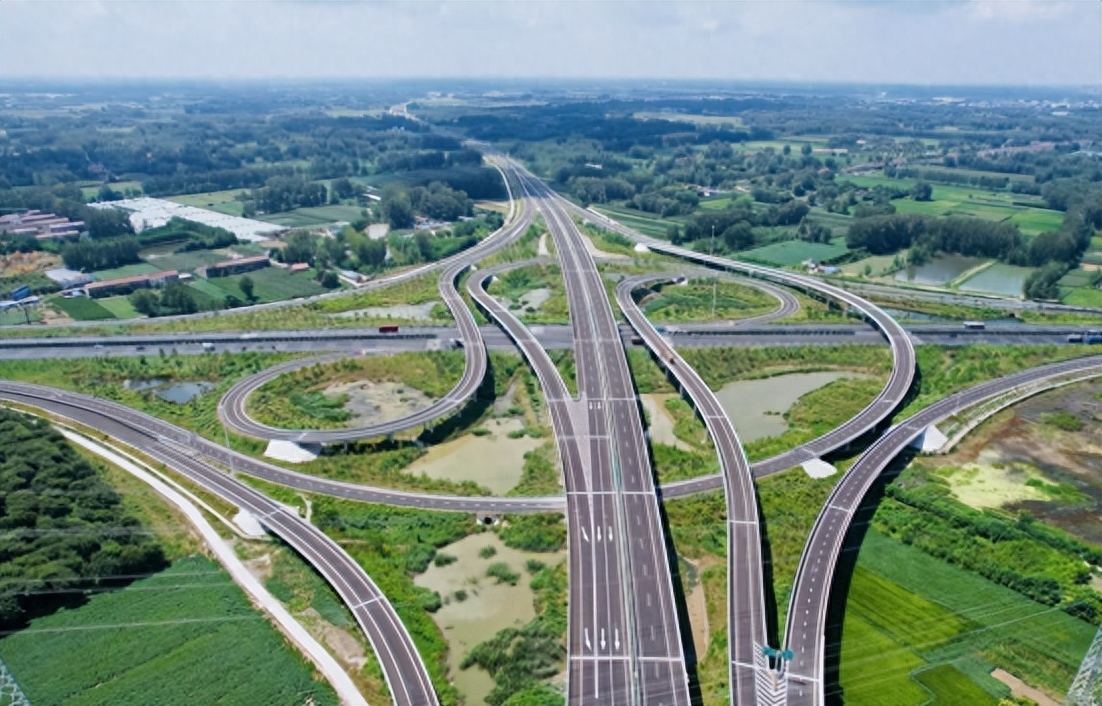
<box><xmin>327</xmin><ymin>301</ymin><xmax>439</xmax><ymax>320</ymax></box>
<box><xmin>937</xmin><ymin>449</ymin><xmax>1049</xmax><ymax>510</ymax></box>
<box><xmin>991</xmin><ymin>668</ymin><xmax>1060</xmax><ymax>706</ymax></box>
<box><xmin>923</xmin><ymin>380</ymin><xmax>1102</xmax><ymax>547</ymax></box>
<box><xmin>641</xmin><ymin>394</ymin><xmax>692</xmax><ymax>451</ymax></box>
<box><xmin>241</xmin><ymin>551</ymin><xmax>274</xmax><ymax>582</ymax></box>
<box><xmin>580</xmin><ymin>233</ymin><xmax>629</xmax><ymax>260</ymax></box>
<box><xmin>324</xmin><ymin>380</ymin><xmax>435</xmax><ymax>427</ymax></box>
<box><xmin>685</xmin><ymin>575</ymin><xmax>710</xmax><ymax>659</ymax></box>
<box><xmin>299</xmin><ymin>608</ymin><xmax>368</xmax><ymax>669</ymax></box>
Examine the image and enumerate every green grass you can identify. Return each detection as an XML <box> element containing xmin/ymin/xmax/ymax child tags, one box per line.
<box><xmin>1062</xmin><ymin>286</ymin><xmax>1102</xmax><ymax>308</ymax></box>
<box><xmin>0</xmin><ymin>307</ymin><xmax>38</xmax><ymax>325</ymax></box>
<box><xmin>291</xmin><ymin>205</ymin><xmax>366</xmax><ymax>222</ymax></box>
<box><xmin>0</xmin><ymin>556</ymin><xmax>338</xmax><ymax>706</ymax></box>
<box><xmin>639</xmin><ymin>278</ymin><xmax>778</xmax><ymax>323</ymax></box>
<box><xmin>92</xmin><ymin>263</ymin><xmax>161</xmax><ymax>281</ymax></box>
<box><xmin>1010</xmin><ymin>208</ymin><xmax>1065</xmax><ymax>234</ymax></box>
<box><xmin>148</xmin><ymin>249</ymin><xmax>231</xmax><ymax>274</ymax></box>
<box><xmin>737</xmin><ymin>240</ymin><xmax>850</xmax><ymax>267</ymax></box>
<box><xmin>208</xmin><ymin>267</ymin><xmax>327</xmax><ymax>303</ymax></box>
<box><xmin>248</xmin><ymin>351</ymin><xmax>466</xmax><ymax>429</ymax></box>
<box><xmin>96</xmin><ymin>295</ymin><xmax>142</xmax><ymax>319</ymax></box>
<box><xmin>49</xmin><ymin>295</ymin><xmax>116</xmax><ymax>321</ymax></box>
<box><xmin>187</xmin><ymin>277</ymin><xmax>232</xmax><ymax>301</ymax></box>
<box><xmin>591</xmin><ymin>204</ymin><xmax>676</xmax><ymax>239</ymax></box>
<box><xmin>915</xmin><ymin>665</ymin><xmax>1000</xmax><ymax>706</ymax></box>
<box><xmin>838</xmin><ymin>610</ymin><xmax>929</xmax><ymax>706</ymax></box>
<box><xmin>854</xmin><ymin>530</ymin><xmax>1094</xmax><ymax>698</ymax></box>
<box><xmin>165</xmin><ymin>189</ymin><xmax>249</xmax><ymax>209</ymax></box>
<box><xmin>257</xmin><ymin>211</ymin><xmax>333</xmax><ymax>228</ymax></box>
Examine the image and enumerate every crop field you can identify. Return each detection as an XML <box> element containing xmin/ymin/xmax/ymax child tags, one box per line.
<box><xmin>213</xmin><ymin>267</ymin><xmax>326</xmax><ymax>302</ymax></box>
<box><xmin>290</xmin><ymin>204</ymin><xmax>366</xmax><ymax>222</ymax></box>
<box><xmin>0</xmin><ymin>308</ymin><xmax>37</xmax><ymax>325</ymax></box>
<box><xmin>849</xmin><ymin>530</ymin><xmax>1095</xmax><ymax>700</ymax></box>
<box><xmin>165</xmin><ymin>188</ymin><xmax>249</xmax><ymax>211</ymax></box>
<box><xmin>49</xmin><ymin>295</ymin><xmax>116</xmax><ymax>321</ymax></box>
<box><xmin>737</xmin><ymin>239</ymin><xmax>849</xmax><ymax>267</ymax></box>
<box><xmin>0</xmin><ymin>556</ymin><xmax>338</xmax><ymax>706</ymax></box>
<box><xmin>840</xmin><ymin>173</ymin><xmax>1064</xmax><ymax>235</ymax></box>
<box><xmin>257</xmin><ymin>210</ymin><xmax>333</xmax><ymax>228</ymax></box>
<box><xmin>591</xmin><ymin>204</ymin><xmax>675</xmax><ymax>238</ymax></box>
<box><xmin>93</xmin><ymin>296</ymin><xmax>140</xmax><ymax>319</ymax></box>
<box><xmin>1062</xmin><ymin>286</ymin><xmax>1102</xmax><ymax>308</ymax></box>
<box><xmin>149</xmin><ymin>249</ymin><xmax>231</xmax><ymax>273</ymax></box>
<box><xmin>697</xmin><ymin>196</ymin><xmax>732</xmax><ymax>211</ymax></box>
<box><xmin>91</xmin><ymin>263</ymin><xmax>161</xmax><ymax>281</ymax></box>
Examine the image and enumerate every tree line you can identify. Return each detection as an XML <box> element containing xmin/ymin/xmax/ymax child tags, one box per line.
<box><xmin>0</xmin><ymin>408</ymin><xmax>167</xmax><ymax>631</ymax></box>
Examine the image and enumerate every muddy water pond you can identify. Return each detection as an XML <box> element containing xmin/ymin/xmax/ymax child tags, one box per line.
<box><xmin>959</xmin><ymin>263</ymin><xmax>1032</xmax><ymax>298</ymax></box>
<box><xmin>415</xmin><ymin>533</ymin><xmax>565</xmax><ymax>706</ymax></box>
<box><xmin>714</xmin><ymin>371</ymin><xmax>866</xmax><ymax>443</ymax></box>
<box><xmin>893</xmin><ymin>254</ymin><xmax>986</xmax><ymax>287</ymax></box>
<box><xmin>405</xmin><ymin>417</ymin><xmax>545</xmax><ymax>494</ymax></box>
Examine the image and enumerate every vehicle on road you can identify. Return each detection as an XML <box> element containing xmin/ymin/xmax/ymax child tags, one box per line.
<box><xmin>201</xmin><ymin>342</ymin><xmax>215</xmax><ymax>351</ymax></box>
<box><xmin>1086</xmin><ymin>330</ymin><xmax>1102</xmax><ymax>344</ymax></box>
<box><xmin>962</xmin><ymin>320</ymin><xmax>986</xmax><ymax>330</ymax></box>
<box><xmin>1068</xmin><ymin>332</ymin><xmax>1085</xmax><ymax>343</ymax></box>
<box><xmin>378</xmin><ymin>324</ymin><xmax>400</xmax><ymax>334</ymax></box>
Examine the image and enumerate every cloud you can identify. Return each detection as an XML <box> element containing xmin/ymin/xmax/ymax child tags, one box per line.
<box><xmin>0</xmin><ymin>0</ymin><xmax>1097</xmax><ymax>85</ymax></box>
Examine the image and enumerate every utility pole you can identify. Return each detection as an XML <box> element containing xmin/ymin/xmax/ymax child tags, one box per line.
<box><xmin>710</xmin><ymin>224</ymin><xmax>718</xmax><ymax>318</ymax></box>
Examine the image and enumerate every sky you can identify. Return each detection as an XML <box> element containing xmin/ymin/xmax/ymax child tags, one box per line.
<box><xmin>1</xmin><ymin>0</ymin><xmax>1099</xmax><ymax>86</ymax></box>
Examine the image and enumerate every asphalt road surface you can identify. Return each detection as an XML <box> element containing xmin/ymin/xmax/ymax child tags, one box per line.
<box><xmin>617</xmin><ymin>274</ymin><xmax>772</xmax><ymax>706</ymax></box>
<box><xmin>516</xmin><ymin>168</ymin><xmax>693</xmax><ymax>706</ymax></box>
<box><xmin>216</xmin><ymin>194</ymin><xmax>534</xmax><ymax>443</ymax></box>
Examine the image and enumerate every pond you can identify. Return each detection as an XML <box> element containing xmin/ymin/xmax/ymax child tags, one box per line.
<box><xmin>714</xmin><ymin>371</ymin><xmax>869</xmax><ymax>443</ymax></box>
<box><xmin>893</xmin><ymin>255</ymin><xmax>987</xmax><ymax>287</ymax></box>
<box><xmin>959</xmin><ymin>263</ymin><xmax>1032</xmax><ymax>298</ymax></box>
<box><xmin>123</xmin><ymin>378</ymin><xmax>167</xmax><ymax>392</ymax></box>
<box><xmin>156</xmin><ymin>381</ymin><xmax>215</xmax><ymax>404</ymax></box>
<box><xmin>415</xmin><ymin>533</ymin><xmax>565</xmax><ymax>706</ymax></box>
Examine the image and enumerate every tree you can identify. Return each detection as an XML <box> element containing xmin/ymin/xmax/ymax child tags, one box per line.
<box><xmin>355</xmin><ymin>238</ymin><xmax>387</xmax><ymax>270</ymax></box>
<box><xmin>381</xmin><ymin>184</ymin><xmax>415</xmax><ymax>229</ymax></box>
<box><xmin>319</xmin><ymin>270</ymin><xmax>339</xmax><ymax>289</ymax></box>
<box><xmin>910</xmin><ymin>181</ymin><xmax>933</xmax><ymax>202</ymax></box>
<box><xmin>239</xmin><ymin>275</ymin><xmax>256</xmax><ymax>302</ymax></box>
<box><xmin>129</xmin><ymin>289</ymin><xmax>158</xmax><ymax>316</ymax></box>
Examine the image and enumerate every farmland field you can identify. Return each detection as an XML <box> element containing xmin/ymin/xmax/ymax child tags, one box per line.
<box><xmin>591</xmin><ymin>204</ymin><xmax>676</xmax><ymax>238</ymax></box>
<box><xmin>146</xmin><ymin>249</ymin><xmax>231</xmax><ymax>274</ymax></box>
<box><xmin>844</xmin><ymin>529</ymin><xmax>1096</xmax><ymax>702</ymax></box>
<box><xmin>289</xmin><ymin>204</ymin><xmax>365</xmax><ymax>222</ymax></box>
<box><xmin>1062</xmin><ymin>286</ymin><xmax>1102</xmax><ymax>308</ymax></box>
<box><xmin>50</xmin><ymin>295</ymin><xmax>116</xmax><ymax>321</ymax></box>
<box><xmin>0</xmin><ymin>555</ymin><xmax>338</xmax><ymax>706</ymax></box>
<box><xmin>165</xmin><ymin>189</ymin><xmax>249</xmax><ymax>216</ymax></box>
<box><xmin>96</xmin><ymin>296</ymin><xmax>142</xmax><ymax>319</ymax></box>
<box><xmin>257</xmin><ymin>210</ymin><xmax>333</xmax><ymax>228</ymax></box>
<box><xmin>205</xmin><ymin>267</ymin><xmax>327</xmax><ymax>303</ymax></box>
<box><xmin>92</xmin><ymin>263</ymin><xmax>161</xmax><ymax>281</ymax></box>
<box><xmin>737</xmin><ymin>239</ymin><xmax>849</xmax><ymax>267</ymax></box>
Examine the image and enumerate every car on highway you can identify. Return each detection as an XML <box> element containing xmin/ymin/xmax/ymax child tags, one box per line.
<box><xmin>1068</xmin><ymin>333</ymin><xmax>1084</xmax><ymax>343</ymax></box>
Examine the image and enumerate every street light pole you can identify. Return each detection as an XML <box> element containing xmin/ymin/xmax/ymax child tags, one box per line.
<box><xmin>710</xmin><ymin>224</ymin><xmax>718</xmax><ymax>318</ymax></box>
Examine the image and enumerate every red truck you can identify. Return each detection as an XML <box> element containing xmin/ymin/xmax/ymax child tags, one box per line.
<box><xmin>378</xmin><ymin>325</ymin><xmax>400</xmax><ymax>334</ymax></box>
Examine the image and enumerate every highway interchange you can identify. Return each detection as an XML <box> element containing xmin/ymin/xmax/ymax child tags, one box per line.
<box><xmin>3</xmin><ymin>155</ymin><xmax>1101</xmax><ymax>706</ymax></box>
